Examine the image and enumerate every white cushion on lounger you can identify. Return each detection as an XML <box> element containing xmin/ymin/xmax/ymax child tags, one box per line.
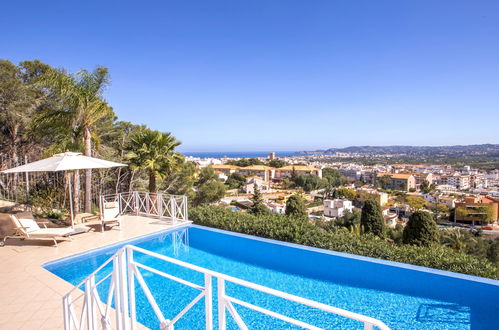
<box><xmin>28</xmin><ymin>228</ymin><xmax>74</xmax><ymax>237</ymax></box>
<box><xmin>18</xmin><ymin>218</ymin><xmax>41</xmax><ymax>232</ymax></box>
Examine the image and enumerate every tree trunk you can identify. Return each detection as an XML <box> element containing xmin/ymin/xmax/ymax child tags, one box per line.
<box><xmin>73</xmin><ymin>170</ymin><xmax>80</xmax><ymax>214</ymax></box>
<box><xmin>10</xmin><ymin>123</ymin><xmax>19</xmax><ymax>163</ymax></box>
<box><xmin>84</xmin><ymin>126</ymin><xmax>92</xmax><ymax>213</ymax></box>
<box><xmin>128</xmin><ymin>170</ymin><xmax>135</xmax><ymax>192</ymax></box>
<box><xmin>11</xmin><ymin>123</ymin><xmax>19</xmax><ymax>197</ymax></box>
<box><xmin>149</xmin><ymin>171</ymin><xmax>157</xmax><ymax>193</ymax></box>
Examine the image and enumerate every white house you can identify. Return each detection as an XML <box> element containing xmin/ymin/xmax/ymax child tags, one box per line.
<box><xmin>323</xmin><ymin>199</ymin><xmax>353</xmax><ymax>217</ymax></box>
<box><xmin>218</xmin><ymin>173</ymin><xmax>228</xmax><ymax>181</ymax></box>
<box><xmin>244</xmin><ymin>176</ymin><xmax>272</xmax><ymax>194</ymax></box>
<box><xmin>269</xmin><ymin>203</ymin><xmax>286</xmax><ymax>214</ymax></box>
<box><xmin>382</xmin><ymin>208</ymin><xmax>398</xmax><ymax>228</ymax></box>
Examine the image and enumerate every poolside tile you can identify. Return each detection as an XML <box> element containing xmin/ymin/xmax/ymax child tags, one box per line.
<box><xmin>0</xmin><ymin>215</ymin><xmax>184</xmax><ymax>329</ymax></box>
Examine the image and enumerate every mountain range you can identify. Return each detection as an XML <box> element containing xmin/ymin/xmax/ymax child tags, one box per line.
<box><xmin>301</xmin><ymin>144</ymin><xmax>499</xmax><ymax>157</ymax></box>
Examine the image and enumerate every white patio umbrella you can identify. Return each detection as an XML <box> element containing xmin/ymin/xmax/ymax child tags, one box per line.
<box><xmin>1</xmin><ymin>152</ymin><xmax>126</xmax><ymax>230</ymax></box>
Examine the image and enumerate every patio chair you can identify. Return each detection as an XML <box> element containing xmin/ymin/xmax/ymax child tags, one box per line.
<box><xmin>0</xmin><ymin>214</ymin><xmax>73</xmax><ymax>247</ymax></box>
<box><xmin>100</xmin><ymin>201</ymin><xmax>121</xmax><ymax>232</ymax></box>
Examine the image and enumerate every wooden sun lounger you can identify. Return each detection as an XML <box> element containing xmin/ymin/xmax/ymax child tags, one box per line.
<box><xmin>0</xmin><ymin>214</ymin><xmax>74</xmax><ymax>247</ymax></box>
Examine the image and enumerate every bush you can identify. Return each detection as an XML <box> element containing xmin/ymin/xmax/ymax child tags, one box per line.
<box><xmin>403</xmin><ymin>211</ymin><xmax>439</xmax><ymax>247</ymax></box>
<box><xmin>190</xmin><ymin>206</ymin><xmax>499</xmax><ymax>279</ymax></box>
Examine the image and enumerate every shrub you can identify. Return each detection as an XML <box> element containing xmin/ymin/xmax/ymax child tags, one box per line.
<box><xmin>190</xmin><ymin>206</ymin><xmax>499</xmax><ymax>279</ymax></box>
<box><xmin>403</xmin><ymin>211</ymin><xmax>439</xmax><ymax>247</ymax></box>
<box><xmin>360</xmin><ymin>200</ymin><xmax>385</xmax><ymax>237</ymax></box>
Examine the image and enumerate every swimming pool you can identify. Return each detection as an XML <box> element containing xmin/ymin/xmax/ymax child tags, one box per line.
<box><xmin>45</xmin><ymin>225</ymin><xmax>499</xmax><ymax>329</ymax></box>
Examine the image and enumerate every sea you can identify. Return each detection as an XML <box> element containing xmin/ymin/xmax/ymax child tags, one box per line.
<box><xmin>181</xmin><ymin>151</ymin><xmax>302</xmax><ymax>159</ymax></box>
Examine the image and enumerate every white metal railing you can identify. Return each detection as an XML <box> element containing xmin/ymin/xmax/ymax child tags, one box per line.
<box><xmin>63</xmin><ymin>243</ymin><xmax>390</xmax><ymax>330</ymax></box>
<box><xmin>100</xmin><ymin>192</ymin><xmax>188</xmax><ymax>224</ymax></box>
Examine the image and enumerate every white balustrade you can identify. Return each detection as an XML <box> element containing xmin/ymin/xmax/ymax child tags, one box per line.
<box><xmin>63</xmin><ymin>244</ymin><xmax>390</xmax><ymax>330</ymax></box>
<box><xmin>99</xmin><ymin>192</ymin><xmax>188</xmax><ymax>225</ymax></box>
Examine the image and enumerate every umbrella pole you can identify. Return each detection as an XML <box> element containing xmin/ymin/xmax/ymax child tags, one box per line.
<box><xmin>68</xmin><ymin>171</ymin><xmax>75</xmax><ymax>230</ymax></box>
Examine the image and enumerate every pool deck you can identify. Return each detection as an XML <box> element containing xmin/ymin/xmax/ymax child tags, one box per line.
<box><xmin>0</xmin><ymin>215</ymin><xmax>187</xmax><ymax>330</ymax></box>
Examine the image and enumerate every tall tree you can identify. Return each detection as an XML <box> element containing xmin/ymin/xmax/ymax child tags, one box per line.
<box><xmin>322</xmin><ymin>168</ymin><xmax>347</xmax><ymax>187</ymax></box>
<box><xmin>162</xmin><ymin>161</ymin><xmax>196</xmax><ymax>199</ymax></box>
<box><xmin>125</xmin><ymin>128</ymin><xmax>182</xmax><ymax>193</ymax></box>
<box><xmin>403</xmin><ymin>211</ymin><xmax>439</xmax><ymax>247</ymax></box>
<box><xmin>360</xmin><ymin>199</ymin><xmax>385</xmax><ymax>237</ymax></box>
<box><xmin>37</xmin><ymin>66</ymin><xmax>114</xmax><ymax>212</ymax></box>
<box><xmin>0</xmin><ymin>60</ymin><xmax>50</xmax><ymax>161</ymax></box>
<box><xmin>285</xmin><ymin>194</ymin><xmax>308</xmax><ymax>219</ymax></box>
<box><xmin>250</xmin><ymin>183</ymin><xmax>270</xmax><ymax>215</ymax></box>
<box><xmin>193</xmin><ymin>167</ymin><xmax>226</xmax><ymax>206</ymax></box>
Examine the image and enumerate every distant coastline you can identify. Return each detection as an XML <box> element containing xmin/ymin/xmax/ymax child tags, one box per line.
<box><xmin>182</xmin><ymin>151</ymin><xmax>301</xmax><ymax>159</ymax></box>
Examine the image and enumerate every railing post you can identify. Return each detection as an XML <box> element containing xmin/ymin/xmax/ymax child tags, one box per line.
<box><xmin>183</xmin><ymin>196</ymin><xmax>188</xmax><ymax>221</ymax></box>
<box><xmin>85</xmin><ymin>277</ymin><xmax>96</xmax><ymax>330</ymax></box>
<box><xmin>113</xmin><ymin>255</ymin><xmax>123</xmax><ymax>330</ymax></box>
<box><xmin>157</xmin><ymin>193</ymin><xmax>163</xmax><ymax>218</ymax></box>
<box><xmin>62</xmin><ymin>296</ymin><xmax>71</xmax><ymax>330</ymax></box>
<box><xmin>113</xmin><ymin>250</ymin><xmax>130</xmax><ymax>330</ymax></box>
<box><xmin>118</xmin><ymin>193</ymin><xmax>123</xmax><ymax>215</ymax></box>
<box><xmin>170</xmin><ymin>196</ymin><xmax>176</xmax><ymax>224</ymax></box>
<box><xmin>119</xmin><ymin>248</ymin><xmax>130</xmax><ymax>330</ymax></box>
<box><xmin>134</xmin><ymin>192</ymin><xmax>139</xmax><ymax>216</ymax></box>
<box><xmin>217</xmin><ymin>277</ymin><xmax>226</xmax><ymax>330</ymax></box>
<box><xmin>204</xmin><ymin>274</ymin><xmax>213</xmax><ymax>330</ymax></box>
<box><xmin>146</xmin><ymin>193</ymin><xmax>150</xmax><ymax>215</ymax></box>
<box><xmin>127</xmin><ymin>248</ymin><xmax>137</xmax><ymax>330</ymax></box>
<box><xmin>364</xmin><ymin>323</ymin><xmax>374</xmax><ymax>330</ymax></box>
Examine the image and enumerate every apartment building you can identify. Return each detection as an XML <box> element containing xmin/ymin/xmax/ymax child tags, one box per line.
<box><xmin>413</xmin><ymin>173</ymin><xmax>433</xmax><ymax>186</ymax></box>
<box><xmin>338</xmin><ymin>168</ymin><xmax>362</xmax><ymax>180</ymax></box>
<box><xmin>437</xmin><ymin>175</ymin><xmax>470</xmax><ymax>190</ymax></box>
<box><xmin>274</xmin><ymin>165</ymin><xmax>322</xmax><ymax>179</ymax></box>
<box><xmin>210</xmin><ymin>164</ymin><xmax>322</xmax><ymax>182</ymax></box>
<box><xmin>454</xmin><ymin>196</ymin><xmax>499</xmax><ymax>225</ymax></box>
<box><xmin>238</xmin><ymin>165</ymin><xmax>274</xmax><ymax>181</ymax></box>
<box><xmin>210</xmin><ymin>164</ymin><xmax>239</xmax><ymax>176</ymax></box>
<box><xmin>376</xmin><ymin>173</ymin><xmax>416</xmax><ymax>191</ymax></box>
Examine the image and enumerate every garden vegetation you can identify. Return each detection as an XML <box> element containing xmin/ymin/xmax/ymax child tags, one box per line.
<box><xmin>190</xmin><ymin>205</ymin><xmax>499</xmax><ymax>280</ymax></box>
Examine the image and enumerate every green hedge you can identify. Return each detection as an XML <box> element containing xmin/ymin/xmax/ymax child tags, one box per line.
<box><xmin>190</xmin><ymin>206</ymin><xmax>499</xmax><ymax>280</ymax></box>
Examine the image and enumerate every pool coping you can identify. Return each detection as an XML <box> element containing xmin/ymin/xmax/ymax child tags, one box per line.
<box><xmin>42</xmin><ymin>221</ymin><xmax>191</xmax><ymax>268</ymax></box>
<box><xmin>190</xmin><ymin>224</ymin><xmax>499</xmax><ymax>287</ymax></box>
<box><xmin>45</xmin><ymin>222</ymin><xmax>499</xmax><ymax>287</ymax></box>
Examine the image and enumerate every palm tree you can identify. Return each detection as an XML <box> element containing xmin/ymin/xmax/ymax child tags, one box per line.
<box><xmin>125</xmin><ymin>128</ymin><xmax>182</xmax><ymax>193</ymax></box>
<box><xmin>442</xmin><ymin>229</ymin><xmax>475</xmax><ymax>252</ymax></box>
<box><xmin>35</xmin><ymin>67</ymin><xmax>114</xmax><ymax>212</ymax></box>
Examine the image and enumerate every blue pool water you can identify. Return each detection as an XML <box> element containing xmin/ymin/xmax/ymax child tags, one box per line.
<box><xmin>44</xmin><ymin>225</ymin><xmax>499</xmax><ymax>329</ymax></box>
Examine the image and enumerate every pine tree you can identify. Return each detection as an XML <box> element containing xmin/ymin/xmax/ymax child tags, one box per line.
<box><xmin>285</xmin><ymin>194</ymin><xmax>308</xmax><ymax>219</ymax></box>
<box><xmin>360</xmin><ymin>199</ymin><xmax>385</xmax><ymax>237</ymax></box>
<box><xmin>403</xmin><ymin>211</ymin><xmax>439</xmax><ymax>246</ymax></box>
<box><xmin>251</xmin><ymin>183</ymin><xmax>270</xmax><ymax>215</ymax></box>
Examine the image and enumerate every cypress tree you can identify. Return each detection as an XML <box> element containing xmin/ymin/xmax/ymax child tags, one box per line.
<box><xmin>403</xmin><ymin>211</ymin><xmax>439</xmax><ymax>246</ymax></box>
<box><xmin>332</xmin><ymin>188</ymin><xmax>339</xmax><ymax>199</ymax></box>
<box><xmin>360</xmin><ymin>199</ymin><xmax>385</xmax><ymax>237</ymax></box>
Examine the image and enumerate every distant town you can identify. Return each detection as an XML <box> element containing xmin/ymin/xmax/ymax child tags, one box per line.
<box><xmin>187</xmin><ymin>148</ymin><xmax>499</xmax><ymax>237</ymax></box>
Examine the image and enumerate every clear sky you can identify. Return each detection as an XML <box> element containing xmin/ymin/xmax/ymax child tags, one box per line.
<box><xmin>1</xmin><ymin>1</ymin><xmax>498</xmax><ymax>151</ymax></box>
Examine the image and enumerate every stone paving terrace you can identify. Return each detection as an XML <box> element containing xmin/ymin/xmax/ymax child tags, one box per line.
<box><xmin>0</xmin><ymin>215</ymin><xmax>186</xmax><ymax>330</ymax></box>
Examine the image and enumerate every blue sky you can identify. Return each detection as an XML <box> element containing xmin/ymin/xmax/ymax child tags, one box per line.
<box><xmin>2</xmin><ymin>1</ymin><xmax>498</xmax><ymax>151</ymax></box>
